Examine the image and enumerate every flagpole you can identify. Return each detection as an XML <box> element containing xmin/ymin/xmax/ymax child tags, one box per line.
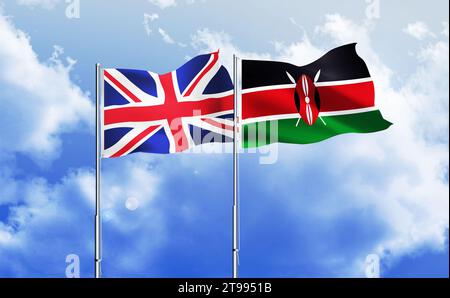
<box><xmin>95</xmin><ymin>63</ymin><xmax>102</xmax><ymax>278</ymax></box>
<box><xmin>232</xmin><ymin>55</ymin><xmax>239</xmax><ymax>278</ymax></box>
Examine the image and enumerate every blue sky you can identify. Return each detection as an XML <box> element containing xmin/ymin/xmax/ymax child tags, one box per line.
<box><xmin>0</xmin><ymin>0</ymin><xmax>448</xmax><ymax>277</ymax></box>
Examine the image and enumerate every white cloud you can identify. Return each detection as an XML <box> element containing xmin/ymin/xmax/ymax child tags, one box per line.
<box><xmin>305</xmin><ymin>15</ymin><xmax>448</xmax><ymax>275</ymax></box>
<box><xmin>0</xmin><ymin>5</ymin><xmax>447</xmax><ymax>277</ymax></box>
<box><xmin>0</xmin><ymin>169</ymin><xmax>95</xmax><ymax>270</ymax></box>
<box><xmin>191</xmin><ymin>28</ymin><xmax>271</xmax><ymax>71</ymax></box>
<box><xmin>272</xmin><ymin>40</ymin><xmax>323</xmax><ymax>66</ymax></box>
<box><xmin>190</xmin><ymin>15</ymin><xmax>449</xmax><ymax>276</ymax></box>
<box><xmin>158</xmin><ymin>27</ymin><xmax>175</xmax><ymax>44</ymax></box>
<box><xmin>146</xmin><ymin>13</ymin><xmax>160</xmax><ymax>22</ymax></box>
<box><xmin>147</xmin><ymin>19</ymin><xmax>186</xmax><ymax>47</ymax></box>
<box><xmin>143</xmin><ymin>13</ymin><xmax>159</xmax><ymax>35</ymax></box>
<box><xmin>148</xmin><ymin>0</ymin><xmax>177</xmax><ymax>10</ymax></box>
<box><xmin>17</xmin><ymin>0</ymin><xmax>60</xmax><ymax>9</ymax></box>
<box><xmin>0</xmin><ymin>170</ymin><xmax>19</xmax><ymax>206</ymax></box>
<box><xmin>403</xmin><ymin>21</ymin><xmax>436</xmax><ymax>40</ymax></box>
<box><xmin>147</xmin><ymin>0</ymin><xmax>202</xmax><ymax>9</ymax></box>
<box><xmin>0</xmin><ymin>12</ymin><xmax>93</xmax><ymax>162</ymax></box>
<box><xmin>0</xmin><ymin>14</ymin><xmax>98</xmax><ymax>275</ymax></box>
<box><xmin>316</xmin><ymin>14</ymin><xmax>394</xmax><ymax>96</ymax></box>
<box><xmin>0</xmin><ymin>158</ymin><xmax>166</xmax><ymax>276</ymax></box>
<box><xmin>0</xmin><ymin>223</ymin><xmax>13</xmax><ymax>245</ymax></box>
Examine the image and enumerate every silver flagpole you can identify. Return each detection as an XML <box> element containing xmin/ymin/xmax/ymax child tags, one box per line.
<box><xmin>232</xmin><ymin>55</ymin><xmax>240</xmax><ymax>278</ymax></box>
<box><xmin>95</xmin><ymin>63</ymin><xmax>102</xmax><ymax>278</ymax></box>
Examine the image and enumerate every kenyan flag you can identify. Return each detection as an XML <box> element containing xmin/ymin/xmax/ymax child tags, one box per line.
<box><xmin>241</xmin><ymin>43</ymin><xmax>392</xmax><ymax>148</ymax></box>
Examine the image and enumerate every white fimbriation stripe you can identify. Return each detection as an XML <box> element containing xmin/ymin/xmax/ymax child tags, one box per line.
<box><xmin>241</xmin><ymin>113</ymin><xmax>300</xmax><ymax>125</ymax></box>
<box><xmin>118</xmin><ymin>125</ymin><xmax>162</xmax><ymax>157</ymax></box>
<box><xmin>173</xmin><ymin>65</ymin><xmax>234</xmax><ymax>102</ymax></box>
<box><xmin>103</xmin><ymin>123</ymin><xmax>162</xmax><ymax>158</ymax></box>
<box><xmin>103</xmin><ymin>120</ymin><xmax>165</xmax><ymax>130</ymax></box>
<box><xmin>163</xmin><ymin>118</ymin><xmax>195</xmax><ymax>153</ymax></box>
<box><xmin>188</xmin><ymin>109</ymin><xmax>234</xmax><ymax>119</ymax></box>
<box><xmin>241</xmin><ymin>106</ymin><xmax>378</xmax><ymax>125</ymax></box>
<box><xmin>203</xmin><ymin>89</ymin><xmax>235</xmax><ymax>100</ymax></box>
<box><xmin>188</xmin><ymin>61</ymin><xmax>221</xmax><ymax>100</ymax></box>
<box><xmin>318</xmin><ymin>106</ymin><xmax>377</xmax><ymax>116</ymax></box>
<box><xmin>242</xmin><ymin>84</ymin><xmax>295</xmax><ymax>94</ymax></box>
<box><xmin>202</xmin><ymin>116</ymin><xmax>234</xmax><ymax>128</ymax></box>
<box><xmin>241</xmin><ymin>77</ymin><xmax>373</xmax><ymax>95</ymax></box>
<box><xmin>172</xmin><ymin>70</ymin><xmax>183</xmax><ymax>99</ymax></box>
<box><xmin>314</xmin><ymin>77</ymin><xmax>372</xmax><ymax>87</ymax></box>
<box><xmin>205</xmin><ymin>122</ymin><xmax>234</xmax><ymax>139</ymax></box>
<box><xmin>103</xmin><ymin>99</ymin><xmax>176</xmax><ymax>110</ymax></box>
<box><xmin>104</xmin><ymin>75</ymin><xmax>135</xmax><ymax>105</ymax></box>
<box><xmin>180</xmin><ymin>53</ymin><xmax>221</xmax><ymax>99</ymax></box>
<box><xmin>179</xmin><ymin>84</ymin><xmax>234</xmax><ymax>102</ymax></box>
<box><xmin>187</xmin><ymin>117</ymin><xmax>234</xmax><ymax>139</ymax></box>
<box><xmin>104</xmin><ymin>69</ymin><xmax>164</xmax><ymax>104</ymax></box>
<box><xmin>148</xmin><ymin>71</ymin><xmax>165</xmax><ymax>101</ymax></box>
<box><xmin>102</xmin><ymin>124</ymin><xmax>152</xmax><ymax>157</ymax></box>
<box><xmin>180</xmin><ymin>54</ymin><xmax>214</xmax><ymax>97</ymax></box>
<box><xmin>180</xmin><ymin>118</ymin><xmax>195</xmax><ymax>151</ymax></box>
<box><xmin>161</xmin><ymin>121</ymin><xmax>177</xmax><ymax>154</ymax></box>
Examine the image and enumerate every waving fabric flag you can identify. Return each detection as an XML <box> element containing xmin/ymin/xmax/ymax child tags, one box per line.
<box><xmin>102</xmin><ymin>51</ymin><xmax>234</xmax><ymax>157</ymax></box>
<box><xmin>241</xmin><ymin>44</ymin><xmax>392</xmax><ymax>148</ymax></box>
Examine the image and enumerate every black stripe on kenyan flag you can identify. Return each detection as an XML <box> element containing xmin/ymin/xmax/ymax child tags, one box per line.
<box><xmin>242</xmin><ymin>43</ymin><xmax>371</xmax><ymax>89</ymax></box>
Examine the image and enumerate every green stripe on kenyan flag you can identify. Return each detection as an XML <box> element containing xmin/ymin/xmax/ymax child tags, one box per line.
<box><xmin>242</xmin><ymin>110</ymin><xmax>391</xmax><ymax>148</ymax></box>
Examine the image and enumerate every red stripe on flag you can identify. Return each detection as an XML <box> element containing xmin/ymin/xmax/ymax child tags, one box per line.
<box><xmin>184</xmin><ymin>52</ymin><xmax>218</xmax><ymax>97</ymax></box>
<box><xmin>317</xmin><ymin>81</ymin><xmax>375</xmax><ymax>111</ymax></box>
<box><xmin>242</xmin><ymin>81</ymin><xmax>375</xmax><ymax>120</ymax></box>
<box><xmin>104</xmin><ymin>70</ymin><xmax>142</xmax><ymax>103</ymax></box>
<box><xmin>104</xmin><ymin>95</ymin><xmax>234</xmax><ymax>125</ymax></box>
<box><xmin>159</xmin><ymin>72</ymin><xmax>189</xmax><ymax>152</ymax></box>
<box><xmin>242</xmin><ymin>88</ymin><xmax>296</xmax><ymax>120</ymax></box>
<box><xmin>111</xmin><ymin>125</ymin><xmax>160</xmax><ymax>157</ymax></box>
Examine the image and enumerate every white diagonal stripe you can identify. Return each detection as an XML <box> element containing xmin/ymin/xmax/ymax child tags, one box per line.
<box><xmin>104</xmin><ymin>68</ymin><xmax>164</xmax><ymax>104</ymax></box>
<box><xmin>103</xmin><ymin>123</ymin><xmax>162</xmax><ymax>158</ymax></box>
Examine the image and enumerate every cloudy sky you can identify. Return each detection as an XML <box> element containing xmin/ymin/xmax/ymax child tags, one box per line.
<box><xmin>0</xmin><ymin>0</ymin><xmax>448</xmax><ymax>277</ymax></box>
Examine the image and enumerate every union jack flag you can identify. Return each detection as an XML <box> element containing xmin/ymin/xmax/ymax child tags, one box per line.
<box><xmin>102</xmin><ymin>51</ymin><xmax>234</xmax><ymax>157</ymax></box>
